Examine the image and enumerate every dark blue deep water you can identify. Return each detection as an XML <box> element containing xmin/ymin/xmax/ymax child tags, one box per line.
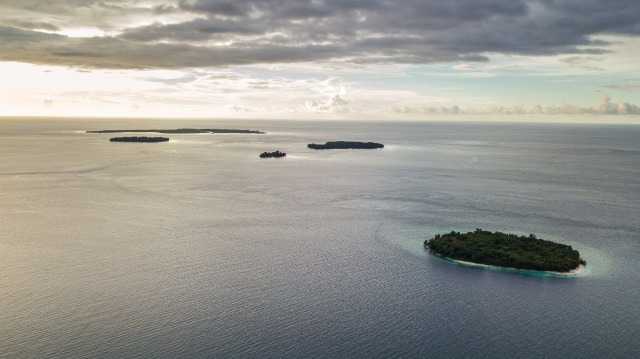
<box><xmin>1</xmin><ymin>119</ymin><xmax>639</xmax><ymax>358</ymax></box>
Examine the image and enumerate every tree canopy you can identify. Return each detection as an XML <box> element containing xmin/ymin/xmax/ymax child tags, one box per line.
<box><xmin>307</xmin><ymin>141</ymin><xmax>384</xmax><ymax>150</ymax></box>
<box><xmin>109</xmin><ymin>136</ymin><xmax>169</xmax><ymax>143</ymax></box>
<box><xmin>91</xmin><ymin>128</ymin><xmax>264</xmax><ymax>134</ymax></box>
<box><xmin>425</xmin><ymin>229</ymin><xmax>586</xmax><ymax>272</ymax></box>
<box><xmin>259</xmin><ymin>151</ymin><xmax>286</xmax><ymax>158</ymax></box>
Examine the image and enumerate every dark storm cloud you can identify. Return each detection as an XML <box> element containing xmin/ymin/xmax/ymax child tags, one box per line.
<box><xmin>179</xmin><ymin>0</ymin><xmax>247</xmax><ymax>16</ymax></box>
<box><xmin>0</xmin><ymin>0</ymin><xmax>638</xmax><ymax>69</ymax></box>
<box><xmin>121</xmin><ymin>18</ymin><xmax>259</xmax><ymax>42</ymax></box>
<box><xmin>5</xmin><ymin>20</ymin><xmax>59</xmax><ymax>31</ymax></box>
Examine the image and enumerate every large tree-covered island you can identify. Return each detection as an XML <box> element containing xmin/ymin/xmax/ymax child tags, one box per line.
<box><xmin>308</xmin><ymin>141</ymin><xmax>384</xmax><ymax>150</ymax></box>
<box><xmin>88</xmin><ymin>128</ymin><xmax>264</xmax><ymax>134</ymax></box>
<box><xmin>109</xmin><ymin>136</ymin><xmax>169</xmax><ymax>143</ymax></box>
<box><xmin>425</xmin><ymin>229</ymin><xmax>586</xmax><ymax>274</ymax></box>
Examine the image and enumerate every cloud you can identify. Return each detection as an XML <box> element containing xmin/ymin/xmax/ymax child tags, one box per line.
<box><xmin>139</xmin><ymin>70</ymin><xmax>210</xmax><ymax>85</ymax></box>
<box><xmin>598</xmin><ymin>80</ymin><xmax>640</xmax><ymax>91</ymax></box>
<box><xmin>452</xmin><ymin>64</ymin><xmax>476</xmax><ymax>71</ymax></box>
<box><xmin>390</xmin><ymin>105</ymin><xmax>460</xmax><ymax>115</ymax></box>
<box><xmin>387</xmin><ymin>96</ymin><xmax>640</xmax><ymax>115</ymax></box>
<box><xmin>0</xmin><ymin>0</ymin><xmax>638</xmax><ymax>69</ymax></box>
<box><xmin>5</xmin><ymin>19</ymin><xmax>59</xmax><ymax>31</ymax></box>
<box><xmin>592</xmin><ymin>95</ymin><xmax>640</xmax><ymax>114</ymax></box>
<box><xmin>559</xmin><ymin>56</ymin><xmax>605</xmax><ymax>71</ymax></box>
<box><xmin>306</xmin><ymin>94</ymin><xmax>351</xmax><ymax>113</ymax></box>
<box><xmin>303</xmin><ymin>76</ymin><xmax>354</xmax><ymax>113</ymax></box>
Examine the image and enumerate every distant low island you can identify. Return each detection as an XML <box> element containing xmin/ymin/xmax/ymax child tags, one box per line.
<box><xmin>425</xmin><ymin>229</ymin><xmax>586</xmax><ymax>274</ymax></box>
<box><xmin>110</xmin><ymin>136</ymin><xmax>169</xmax><ymax>143</ymax></box>
<box><xmin>89</xmin><ymin>128</ymin><xmax>264</xmax><ymax>134</ymax></box>
<box><xmin>307</xmin><ymin>141</ymin><xmax>384</xmax><ymax>150</ymax></box>
<box><xmin>259</xmin><ymin>151</ymin><xmax>286</xmax><ymax>158</ymax></box>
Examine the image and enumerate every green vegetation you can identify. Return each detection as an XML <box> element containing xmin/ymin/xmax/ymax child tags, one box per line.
<box><xmin>259</xmin><ymin>150</ymin><xmax>286</xmax><ymax>158</ymax></box>
<box><xmin>109</xmin><ymin>136</ymin><xmax>169</xmax><ymax>143</ymax></box>
<box><xmin>307</xmin><ymin>141</ymin><xmax>384</xmax><ymax>150</ymax></box>
<box><xmin>89</xmin><ymin>128</ymin><xmax>264</xmax><ymax>134</ymax></box>
<box><xmin>425</xmin><ymin>229</ymin><xmax>586</xmax><ymax>272</ymax></box>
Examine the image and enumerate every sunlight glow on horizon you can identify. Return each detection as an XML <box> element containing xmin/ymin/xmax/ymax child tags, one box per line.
<box><xmin>0</xmin><ymin>1</ymin><xmax>638</xmax><ymax>121</ymax></box>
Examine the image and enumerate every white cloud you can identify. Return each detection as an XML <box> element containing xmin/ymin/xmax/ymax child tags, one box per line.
<box><xmin>306</xmin><ymin>94</ymin><xmax>351</xmax><ymax>113</ymax></box>
<box><xmin>452</xmin><ymin>64</ymin><xmax>476</xmax><ymax>71</ymax></box>
<box><xmin>598</xmin><ymin>80</ymin><xmax>640</xmax><ymax>91</ymax></box>
<box><xmin>385</xmin><ymin>96</ymin><xmax>640</xmax><ymax>116</ymax></box>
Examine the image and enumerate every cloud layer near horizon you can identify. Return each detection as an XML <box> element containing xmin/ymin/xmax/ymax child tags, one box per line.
<box><xmin>1</xmin><ymin>0</ymin><xmax>639</xmax><ymax>69</ymax></box>
<box><xmin>389</xmin><ymin>96</ymin><xmax>640</xmax><ymax>116</ymax></box>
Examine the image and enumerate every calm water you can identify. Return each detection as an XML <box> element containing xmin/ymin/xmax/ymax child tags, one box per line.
<box><xmin>1</xmin><ymin>118</ymin><xmax>639</xmax><ymax>358</ymax></box>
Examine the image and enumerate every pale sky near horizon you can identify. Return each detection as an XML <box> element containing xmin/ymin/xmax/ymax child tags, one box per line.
<box><xmin>1</xmin><ymin>0</ymin><xmax>639</xmax><ymax>119</ymax></box>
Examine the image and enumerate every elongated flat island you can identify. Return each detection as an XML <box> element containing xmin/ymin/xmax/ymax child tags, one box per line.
<box><xmin>88</xmin><ymin>128</ymin><xmax>264</xmax><ymax>134</ymax></box>
<box><xmin>308</xmin><ymin>141</ymin><xmax>384</xmax><ymax>150</ymax></box>
<box><xmin>259</xmin><ymin>151</ymin><xmax>286</xmax><ymax>158</ymax></box>
<box><xmin>425</xmin><ymin>229</ymin><xmax>586</xmax><ymax>274</ymax></box>
<box><xmin>110</xmin><ymin>136</ymin><xmax>169</xmax><ymax>143</ymax></box>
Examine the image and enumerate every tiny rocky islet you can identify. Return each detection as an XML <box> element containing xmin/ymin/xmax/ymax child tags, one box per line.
<box><xmin>259</xmin><ymin>151</ymin><xmax>286</xmax><ymax>158</ymax></box>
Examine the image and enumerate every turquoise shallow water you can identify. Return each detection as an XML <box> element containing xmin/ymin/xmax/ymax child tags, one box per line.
<box><xmin>427</xmin><ymin>254</ymin><xmax>587</xmax><ymax>278</ymax></box>
<box><xmin>1</xmin><ymin>118</ymin><xmax>639</xmax><ymax>358</ymax></box>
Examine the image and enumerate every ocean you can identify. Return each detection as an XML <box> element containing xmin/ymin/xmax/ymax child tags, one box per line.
<box><xmin>1</xmin><ymin>118</ymin><xmax>639</xmax><ymax>358</ymax></box>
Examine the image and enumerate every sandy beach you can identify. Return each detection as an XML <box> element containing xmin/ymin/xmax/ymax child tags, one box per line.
<box><xmin>445</xmin><ymin>257</ymin><xmax>586</xmax><ymax>276</ymax></box>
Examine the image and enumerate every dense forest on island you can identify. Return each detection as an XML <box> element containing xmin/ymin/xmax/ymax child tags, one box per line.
<box><xmin>89</xmin><ymin>128</ymin><xmax>264</xmax><ymax>134</ymax></box>
<box><xmin>259</xmin><ymin>151</ymin><xmax>286</xmax><ymax>158</ymax></box>
<box><xmin>109</xmin><ymin>136</ymin><xmax>169</xmax><ymax>143</ymax></box>
<box><xmin>425</xmin><ymin>229</ymin><xmax>586</xmax><ymax>272</ymax></box>
<box><xmin>308</xmin><ymin>141</ymin><xmax>384</xmax><ymax>149</ymax></box>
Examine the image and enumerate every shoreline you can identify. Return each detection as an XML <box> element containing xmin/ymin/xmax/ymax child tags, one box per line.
<box><xmin>433</xmin><ymin>253</ymin><xmax>586</xmax><ymax>276</ymax></box>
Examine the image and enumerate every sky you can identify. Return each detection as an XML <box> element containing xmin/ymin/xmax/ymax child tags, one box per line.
<box><xmin>0</xmin><ymin>0</ymin><xmax>639</xmax><ymax>119</ymax></box>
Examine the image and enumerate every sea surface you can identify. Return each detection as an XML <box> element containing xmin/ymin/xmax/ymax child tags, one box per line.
<box><xmin>1</xmin><ymin>118</ymin><xmax>639</xmax><ymax>358</ymax></box>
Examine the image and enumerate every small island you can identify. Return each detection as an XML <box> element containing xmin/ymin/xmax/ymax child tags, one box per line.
<box><xmin>89</xmin><ymin>128</ymin><xmax>264</xmax><ymax>134</ymax></box>
<box><xmin>307</xmin><ymin>141</ymin><xmax>384</xmax><ymax>150</ymax></box>
<box><xmin>110</xmin><ymin>136</ymin><xmax>169</xmax><ymax>143</ymax></box>
<box><xmin>259</xmin><ymin>151</ymin><xmax>286</xmax><ymax>158</ymax></box>
<box><xmin>425</xmin><ymin>229</ymin><xmax>586</xmax><ymax>274</ymax></box>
